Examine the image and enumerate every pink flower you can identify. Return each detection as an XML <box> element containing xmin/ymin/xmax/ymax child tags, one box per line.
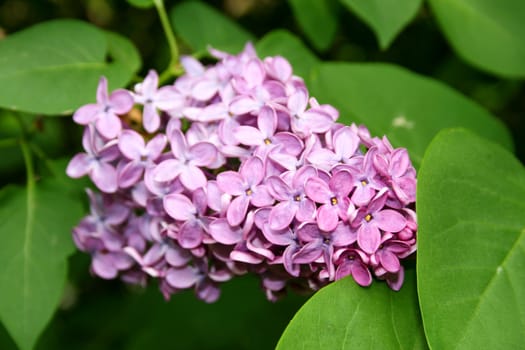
<box><xmin>217</xmin><ymin>156</ymin><xmax>274</xmax><ymax>226</ymax></box>
<box><xmin>73</xmin><ymin>77</ymin><xmax>133</xmax><ymax>139</ymax></box>
<box><xmin>305</xmin><ymin>170</ymin><xmax>354</xmax><ymax>232</ymax></box>
<box><xmin>153</xmin><ymin>129</ymin><xmax>217</xmax><ymax>190</ymax></box>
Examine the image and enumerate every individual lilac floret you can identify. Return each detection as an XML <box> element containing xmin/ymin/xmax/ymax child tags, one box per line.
<box><xmin>266</xmin><ymin>165</ymin><xmax>317</xmax><ymax>230</ymax></box>
<box><xmin>67</xmin><ymin>43</ymin><xmax>418</xmax><ymax>303</ymax></box>
<box><xmin>217</xmin><ymin>156</ymin><xmax>273</xmax><ymax>226</ymax></box>
<box><xmin>133</xmin><ymin>70</ymin><xmax>184</xmax><ymax>133</ymax></box>
<box><xmin>118</xmin><ymin>129</ymin><xmax>167</xmax><ymax>188</ymax></box>
<box><xmin>73</xmin><ymin>77</ymin><xmax>133</xmax><ymax>139</ymax></box>
<box><xmin>351</xmin><ymin>189</ymin><xmax>407</xmax><ymax>254</ymax></box>
<box><xmin>66</xmin><ymin>126</ymin><xmax>119</xmax><ymax>193</ymax></box>
<box><xmin>305</xmin><ymin>170</ymin><xmax>353</xmax><ymax>232</ymax></box>
<box><xmin>153</xmin><ymin>129</ymin><xmax>218</xmax><ymax>190</ymax></box>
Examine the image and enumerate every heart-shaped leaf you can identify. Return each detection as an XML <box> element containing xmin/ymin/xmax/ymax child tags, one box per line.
<box><xmin>170</xmin><ymin>1</ymin><xmax>254</xmax><ymax>54</ymax></box>
<box><xmin>0</xmin><ymin>19</ymin><xmax>141</xmax><ymax>115</ymax></box>
<box><xmin>0</xmin><ymin>177</ymin><xmax>84</xmax><ymax>350</ymax></box>
<box><xmin>276</xmin><ymin>269</ymin><xmax>428</xmax><ymax>349</ymax></box>
<box><xmin>309</xmin><ymin>63</ymin><xmax>512</xmax><ymax>168</ymax></box>
<box><xmin>417</xmin><ymin>128</ymin><xmax>525</xmax><ymax>349</ymax></box>
<box><xmin>340</xmin><ymin>0</ymin><xmax>423</xmax><ymax>49</ymax></box>
<box><xmin>428</xmin><ymin>0</ymin><xmax>525</xmax><ymax>78</ymax></box>
<box><xmin>287</xmin><ymin>0</ymin><xmax>339</xmax><ymax>51</ymax></box>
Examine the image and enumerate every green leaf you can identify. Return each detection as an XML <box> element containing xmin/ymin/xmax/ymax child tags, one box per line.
<box><xmin>287</xmin><ymin>0</ymin><xmax>339</xmax><ymax>51</ymax></box>
<box><xmin>276</xmin><ymin>269</ymin><xmax>428</xmax><ymax>349</ymax></box>
<box><xmin>0</xmin><ymin>178</ymin><xmax>84</xmax><ymax>350</ymax></box>
<box><xmin>126</xmin><ymin>0</ymin><xmax>154</xmax><ymax>8</ymax></box>
<box><xmin>170</xmin><ymin>1</ymin><xmax>255</xmax><ymax>54</ymax></box>
<box><xmin>256</xmin><ymin>30</ymin><xmax>320</xmax><ymax>85</ymax></box>
<box><xmin>309</xmin><ymin>63</ymin><xmax>512</xmax><ymax>168</ymax></box>
<box><xmin>428</xmin><ymin>0</ymin><xmax>525</xmax><ymax>78</ymax></box>
<box><xmin>340</xmin><ymin>0</ymin><xmax>422</xmax><ymax>49</ymax></box>
<box><xmin>417</xmin><ymin>128</ymin><xmax>525</xmax><ymax>349</ymax></box>
<box><xmin>0</xmin><ymin>19</ymin><xmax>141</xmax><ymax>115</ymax></box>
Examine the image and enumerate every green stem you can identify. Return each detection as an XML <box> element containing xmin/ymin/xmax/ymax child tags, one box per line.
<box><xmin>29</xmin><ymin>142</ymin><xmax>55</xmax><ymax>176</ymax></box>
<box><xmin>14</xmin><ymin>113</ymin><xmax>36</xmax><ymax>189</ymax></box>
<box><xmin>19</xmin><ymin>137</ymin><xmax>35</xmax><ymax>191</ymax></box>
<box><xmin>154</xmin><ymin>0</ymin><xmax>180</xmax><ymax>80</ymax></box>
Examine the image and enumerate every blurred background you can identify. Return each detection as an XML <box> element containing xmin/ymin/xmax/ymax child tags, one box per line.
<box><xmin>0</xmin><ymin>0</ymin><xmax>523</xmax><ymax>348</ymax></box>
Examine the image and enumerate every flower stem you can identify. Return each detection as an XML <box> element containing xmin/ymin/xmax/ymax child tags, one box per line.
<box><xmin>154</xmin><ymin>0</ymin><xmax>181</xmax><ymax>82</ymax></box>
<box><xmin>14</xmin><ymin>114</ymin><xmax>35</xmax><ymax>188</ymax></box>
<box><xmin>19</xmin><ymin>136</ymin><xmax>35</xmax><ymax>190</ymax></box>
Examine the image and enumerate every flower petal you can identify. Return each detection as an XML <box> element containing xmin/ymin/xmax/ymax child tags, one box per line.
<box><xmin>333</xmin><ymin>126</ymin><xmax>359</xmax><ymax>158</ymax></box>
<box><xmin>226</xmin><ymin>196</ymin><xmax>249</xmax><ymax>226</ymax></box>
<box><xmin>73</xmin><ymin>104</ymin><xmax>99</xmax><ymax>125</ymax></box>
<box><xmin>66</xmin><ymin>153</ymin><xmax>91</xmax><ymax>178</ymax></box>
<box><xmin>269</xmin><ymin>201</ymin><xmax>296</xmax><ymax>230</ymax></box>
<box><xmin>145</xmin><ymin>133</ymin><xmax>167</xmax><ymax>160</ymax></box>
<box><xmin>217</xmin><ymin>171</ymin><xmax>245</xmax><ymax>196</ymax></box>
<box><xmin>118</xmin><ymin>161</ymin><xmax>144</xmax><ymax>188</ymax></box>
<box><xmin>330</xmin><ymin>170</ymin><xmax>353</xmax><ymax>197</ymax></box>
<box><xmin>178</xmin><ymin>220</ymin><xmax>203</xmax><ymax>249</ymax></box>
<box><xmin>95</xmin><ymin>112</ymin><xmax>121</xmax><ymax>139</ymax></box>
<box><xmin>179</xmin><ymin>165</ymin><xmax>207</xmax><ymax>191</ymax></box>
<box><xmin>143</xmin><ymin>102</ymin><xmax>160</xmax><ymax>133</ymax></box>
<box><xmin>257</xmin><ymin>106</ymin><xmax>277</xmax><ymax>137</ymax></box>
<box><xmin>109</xmin><ymin>89</ymin><xmax>134</xmax><ymax>114</ymax></box>
<box><xmin>209</xmin><ymin>218</ymin><xmax>243</xmax><ymax>245</ymax></box>
<box><xmin>240</xmin><ymin>156</ymin><xmax>264</xmax><ymax>186</ymax></box>
<box><xmin>91</xmin><ymin>162</ymin><xmax>118</xmax><ymax>193</ymax></box>
<box><xmin>164</xmin><ymin>193</ymin><xmax>196</xmax><ymax>221</ymax></box>
<box><xmin>234</xmin><ymin>125</ymin><xmax>264</xmax><ymax>146</ymax></box>
<box><xmin>153</xmin><ymin>159</ymin><xmax>182</xmax><ymax>183</ymax></box>
<box><xmin>166</xmin><ymin>266</ymin><xmax>200</xmax><ymax>289</ymax></box>
<box><xmin>118</xmin><ymin>129</ymin><xmax>145</xmax><ymax>160</ymax></box>
<box><xmin>357</xmin><ymin>223</ymin><xmax>381</xmax><ymax>254</ymax></box>
<box><xmin>374</xmin><ymin>209</ymin><xmax>407</xmax><ymax>232</ymax></box>
<box><xmin>305</xmin><ymin>176</ymin><xmax>331</xmax><ymax>204</ymax></box>
<box><xmin>317</xmin><ymin>204</ymin><xmax>339</xmax><ymax>232</ymax></box>
<box><xmin>250</xmin><ymin>185</ymin><xmax>274</xmax><ymax>207</ymax></box>
<box><xmin>189</xmin><ymin>142</ymin><xmax>218</xmax><ymax>167</ymax></box>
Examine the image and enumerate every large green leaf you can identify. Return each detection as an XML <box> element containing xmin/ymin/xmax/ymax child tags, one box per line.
<box><xmin>276</xmin><ymin>269</ymin><xmax>427</xmax><ymax>349</ymax></box>
<box><xmin>170</xmin><ymin>1</ymin><xmax>255</xmax><ymax>54</ymax></box>
<box><xmin>428</xmin><ymin>0</ymin><xmax>525</xmax><ymax>78</ymax></box>
<box><xmin>0</xmin><ymin>178</ymin><xmax>84</xmax><ymax>350</ymax></box>
<box><xmin>309</xmin><ymin>63</ymin><xmax>512</xmax><ymax>168</ymax></box>
<box><xmin>287</xmin><ymin>0</ymin><xmax>339</xmax><ymax>51</ymax></box>
<box><xmin>0</xmin><ymin>19</ymin><xmax>141</xmax><ymax>115</ymax></box>
<box><xmin>417</xmin><ymin>128</ymin><xmax>525</xmax><ymax>349</ymax></box>
<box><xmin>340</xmin><ymin>0</ymin><xmax>422</xmax><ymax>49</ymax></box>
<box><xmin>256</xmin><ymin>30</ymin><xmax>320</xmax><ymax>86</ymax></box>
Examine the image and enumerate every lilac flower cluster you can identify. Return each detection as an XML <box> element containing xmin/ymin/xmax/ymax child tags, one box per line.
<box><xmin>67</xmin><ymin>44</ymin><xmax>417</xmax><ymax>302</ymax></box>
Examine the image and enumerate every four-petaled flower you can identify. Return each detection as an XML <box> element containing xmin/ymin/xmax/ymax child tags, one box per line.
<box><xmin>73</xmin><ymin>77</ymin><xmax>133</xmax><ymax>139</ymax></box>
<box><xmin>153</xmin><ymin>129</ymin><xmax>218</xmax><ymax>190</ymax></box>
<box><xmin>217</xmin><ymin>156</ymin><xmax>274</xmax><ymax>226</ymax></box>
<box><xmin>305</xmin><ymin>170</ymin><xmax>353</xmax><ymax>232</ymax></box>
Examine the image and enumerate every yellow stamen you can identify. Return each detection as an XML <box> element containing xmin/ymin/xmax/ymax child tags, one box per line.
<box><xmin>264</xmin><ymin>138</ymin><xmax>272</xmax><ymax>145</ymax></box>
<box><xmin>330</xmin><ymin>197</ymin><xmax>338</xmax><ymax>205</ymax></box>
<box><xmin>365</xmin><ymin>214</ymin><xmax>372</xmax><ymax>222</ymax></box>
<box><xmin>361</xmin><ymin>180</ymin><xmax>368</xmax><ymax>186</ymax></box>
<box><xmin>245</xmin><ymin>189</ymin><xmax>253</xmax><ymax>196</ymax></box>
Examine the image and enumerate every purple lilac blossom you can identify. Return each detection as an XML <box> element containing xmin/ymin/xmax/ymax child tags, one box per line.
<box><xmin>67</xmin><ymin>43</ymin><xmax>418</xmax><ymax>303</ymax></box>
